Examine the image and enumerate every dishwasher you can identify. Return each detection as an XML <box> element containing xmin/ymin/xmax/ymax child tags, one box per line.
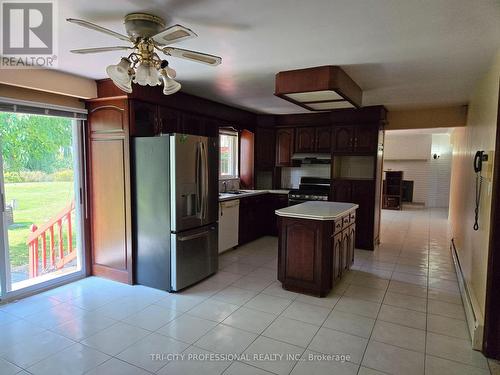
<box><xmin>218</xmin><ymin>199</ymin><xmax>239</xmax><ymax>253</ymax></box>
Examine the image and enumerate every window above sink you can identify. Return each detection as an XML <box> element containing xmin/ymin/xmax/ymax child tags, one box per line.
<box><xmin>220</xmin><ymin>129</ymin><xmax>239</xmax><ymax>179</ymax></box>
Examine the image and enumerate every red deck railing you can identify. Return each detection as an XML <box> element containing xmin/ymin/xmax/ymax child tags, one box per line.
<box><xmin>26</xmin><ymin>200</ymin><xmax>76</xmax><ymax>278</ymax></box>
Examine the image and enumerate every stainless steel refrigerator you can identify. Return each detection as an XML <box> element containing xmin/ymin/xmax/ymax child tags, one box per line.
<box><xmin>132</xmin><ymin>134</ymin><xmax>219</xmax><ymax>291</ymax></box>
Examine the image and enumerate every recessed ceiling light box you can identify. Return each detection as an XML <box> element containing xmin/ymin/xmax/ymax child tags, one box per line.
<box><xmin>274</xmin><ymin>65</ymin><xmax>362</xmax><ymax>111</ymax></box>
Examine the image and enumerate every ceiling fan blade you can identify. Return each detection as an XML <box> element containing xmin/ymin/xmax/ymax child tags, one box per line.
<box><xmin>70</xmin><ymin>46</ymin><xmax>132</xmax><ymax>54</ymax></box>
<box><xmin>152</xmin><ymin>24</ymin><xmax>197</xmax><ymax>46</ymax></box>
<box><xmin>162</xmin><ymin>47</ymin><xmax>221</xmax><ymax>66</ymax></box>
<box><xmin>66</xmin><ymin>18</ymin><xmax>130</xmax><ymax>42</ymax></box>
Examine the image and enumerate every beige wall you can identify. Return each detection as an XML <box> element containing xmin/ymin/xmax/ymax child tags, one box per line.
<box><xmin>0</xmin><ymin>69</ymin><xmax>96</xmax><ymax>99</ymax></box>
<box><xmin>0</xmin><ymin>84</ymin><xmax>86</xmax><ymax>109</ymax></box>
<box><xmin>387</xmin><ymin>106</ymin><xmax>467</xmax><ymax>130</ymax></box>
<box><xmin>449</xmin><ymin>51</ymin><xmax>500</xmax><ymax>327</ymax></box>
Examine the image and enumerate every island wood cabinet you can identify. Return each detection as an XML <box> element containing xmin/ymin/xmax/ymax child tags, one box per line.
<box><xmin>295</xmin><ymin>126</ymin><xmax>332</xmax><ymax>153</ymax></box>
<box><xmin>277</xmin><ymin>210</ymin><xmax>356</xmax><ymax>297</ymax></box>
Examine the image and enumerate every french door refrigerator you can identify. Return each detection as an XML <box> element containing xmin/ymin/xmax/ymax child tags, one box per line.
<box><xmin>132</xmin><ymin>134</ymin><xmax>218</xmax><ymax>291</ymax></box>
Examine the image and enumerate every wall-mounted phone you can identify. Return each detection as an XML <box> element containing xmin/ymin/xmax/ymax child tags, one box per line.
<box><xmin>474</xmin><ymin>151</ymin><xmax>488</xmax><ymax>173</ymax></box>
<box><xmin>473</xmin><ymin>151</ymin><xmax>488</xmax><ymax>231</ymax></box>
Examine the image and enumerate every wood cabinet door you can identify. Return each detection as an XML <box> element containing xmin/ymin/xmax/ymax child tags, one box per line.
<box><xmin>240</xmin><ymin>129</ymin><xmax>254</xmax><ymax>189</ymax></box>
<box><xmin>283</xmin><ymin>220</ymin><xmax>320</xmax><ymax>284</ymax></box>
<box><xmin>295</xmin><ymin>127</ymin><xmax>315</xmax><ymax>153</ymax></box>
<box><xmin>341</xmin><ymin>230</ymin><xmax>349</xmax><ymax>274</ymax></box>
<box><xmin>332</xmin><ymin>180</ymin><xmax>352</xmax><ymax>202</ymax></box>
<box><xmin>130</xmin><ymin>100</ymin><xmax>158</xmax><ymax>136</ymax></box>
<box><xmin>88</xmin><ymin>101</ymin><xmax>132</xmax><ymax>284</ymax></box>
<box><xmin>255</xmin><ymin>127</ymin><xmax>275</xmax><ymax>169</ymax></box>
<box><xmin>315</xmin><ymin>126</ymin><xmax>332</xmax><ymax>153</ymax></box>
<box><xmin>238</xmin><ymin>197</ymin><xmax>259</xmax><ymax>245</ymax></box>
<box><xmin>332</xmin><ymin>126</ymin><xmax>354</xmax><ymax>153</ymax></box>
<box><xmin>348</xmin><ymin>224</ymin><xmax>356</xmax><ymax>269</ymax></box>
<box><xmin>157</xmin><ymin>106</ymin><xmax>181</xmax><ymax>133</ymax></box>
<box><xmin>238</xmin><ymin>198</ymin><xmax>249</xmax><ymax>245</ymax></box>
<box><xmin>332</xmin><ymin>231</ymin><xmax>342</xmax><ymax>280</ymax></box>
<box><xmin>351</xmin><ymin>180</ymin><xmax>375</xmax><ymax>249</ymax></box>
<box><xmin>276</xmin><ymin>128</ymin><xmax>294</xmax><ymax>166</ymax></box>
<box><xmin>180</xmin><ymin>113</ymin><xmax>204</xmax><ymax>135</ymax></box>
<box><xmin>354</xmin><ymin>126</ymin><xmax>378</xmax><ymax>153</ymax></box>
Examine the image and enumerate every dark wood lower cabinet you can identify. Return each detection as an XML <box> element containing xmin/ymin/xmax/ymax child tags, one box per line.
<box><xmin>266</xmin><ymin>194</ymin><xmax>289</xmax><ymax>236</ymax></box>
<box><xmin>278</xmin><ymin>211</ymin><xmax>356</xmax><ymax>297</ymax></box>
<box><xmin>238</xmin><ymin>193</ymin><xmax>288</xmax><ymax>244</ymax></box>
<box><xmin>332</xmin><ymin>179</ymin><xmax>376</xmax><ymax>250</ymax></box>
<box><xmin>238</xmin><ymin>194</ymin><xmax>267</xmax><ymax>245</ymax></box>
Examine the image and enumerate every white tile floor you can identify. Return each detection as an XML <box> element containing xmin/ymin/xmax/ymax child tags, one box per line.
<box><xmin>0</xmin><ymin>206</ymin><xmax>495</xmax><ymax>374</ymax></box>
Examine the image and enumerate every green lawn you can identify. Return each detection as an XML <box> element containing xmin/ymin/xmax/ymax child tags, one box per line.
<box><xmin>5</xmin><ymin>181</ymin><xmax>75</xmax><ymax>267</ymax></box>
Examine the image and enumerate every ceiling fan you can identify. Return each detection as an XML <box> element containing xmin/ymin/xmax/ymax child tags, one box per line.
<box><xmin>67</xmin><ymin>13</ymin><xmax>222</xmax><ymax>95</ymax></box>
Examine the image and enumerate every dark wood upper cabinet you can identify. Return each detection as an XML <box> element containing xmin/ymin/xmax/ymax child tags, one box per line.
<box><xmin>333</xmin><ymin>125</ymin><xmax>378</xmax><ymax>153</ymax></box>
<box><xmin>315</xmin><ymin>126</ymin><xmax>332</xmax><ymax>153</ymax></box>
<box><xmin>354</xmin><ymin>127</ymin><xmax>378</xmax><ymax>153</ymax></box>
<box><xmin>157</xmin><ymin>106</ymin><xmax>181</xmax><ymax>134</ymax></box>
<box><xmin>332</xmin><ymin>126</ymin><xmax>354</xmax><ymax>153</ymax></box>
<box><xmin>130</xmin><ymin>100</ymin><xmax>158</xmax><ymax>136</ymax></box>
<box><xmin>239</xmin><ymin>129</ymin><xmax>254</xmax><ymax>189</ymax></box>
<box><xmin>276</xmin><ymin>128</ymin><xmax>294</xmax><ymax>166</ymax></box>
<box><xmin>180</xmin><ymin>113</ymin><xmax>204</xmax><ymax>135</ymax></box>
<box><xmin>295</xmin><ymin>126</ymin><xmax>331</xmax><ymax>154</ymax></box>
<box><xmin>295</xmin><ymin>127</ymin><xmax>316</xmax><ymax>153</ymax></box>
<box><xmin>255</xmin><ymin>127</ymin><xmax>275</xmax><ymax>169</ymax></box>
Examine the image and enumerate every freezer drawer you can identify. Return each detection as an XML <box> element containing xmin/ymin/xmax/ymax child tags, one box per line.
<box><xmin>171</xmin><ymin>224</ymin><xmax>218</xmax><ymax>291</ymax></box>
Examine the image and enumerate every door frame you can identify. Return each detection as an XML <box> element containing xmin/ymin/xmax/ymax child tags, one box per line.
<box><xmin>483</xmin><ymin>83</ymin><xmax>500</xmax><ymax>359</ymax></box>
<box><xmin>0</xmin><ymin>118</ymin><xmax>87</xmax><ymax>302</ymax></box>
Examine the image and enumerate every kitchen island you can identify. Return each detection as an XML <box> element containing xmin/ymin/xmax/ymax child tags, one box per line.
<box><xmin>275</xmin><ymin>201</ymin><xmax>358</xmax><ymax>297</ymax></box>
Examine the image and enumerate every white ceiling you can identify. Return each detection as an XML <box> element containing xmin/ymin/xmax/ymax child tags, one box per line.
<box><xmin>57</xmin><ymin>0</ymin><xmax>500</xmax><ymax>114</ymax></box>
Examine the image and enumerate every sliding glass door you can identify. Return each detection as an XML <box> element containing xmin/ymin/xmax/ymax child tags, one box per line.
<box><xmin>0</xmin><ymin>112</ymin><xmax>85</xmax><ymax>299</ymax></box>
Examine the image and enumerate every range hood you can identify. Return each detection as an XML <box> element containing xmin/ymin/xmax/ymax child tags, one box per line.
<box><xmin>274</xmin><ymin>66</ymin><xmax>362</xmax><ymax>111</ymax></box>
<box><xmin>291</xmin><ymin>153</ymin><xmax>331</xmax><ymax>164</ymax></box>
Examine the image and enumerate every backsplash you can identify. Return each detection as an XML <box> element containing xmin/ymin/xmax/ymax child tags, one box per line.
<box><xmin>281</xmin><ymin>165</ymin><xmax>330</xmax><ymax>188</ymax></box>
<box><xmin>219</xmin><ymin>178</ymin><xmax>240</xmax><ymax>192</ymax></box>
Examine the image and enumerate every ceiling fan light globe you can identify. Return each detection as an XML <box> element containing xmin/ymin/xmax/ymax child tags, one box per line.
<box><xmin>106</xmin><ymin>58</ymin><xmax>132</xmax><ymax>93</ymax></box>
<box><xmin>147</xmin><ymin>65</ymin><xmax>161</xmax><ymax>86</ymax></box>
<box><xmin>166</xmin><ymin>66</ymin><xmax>176</xmax><ymax>79</ymax></box>
<box><xmin>161</xmin><ymin>75</ymin><xmax>181</xmax><ymax>95</ymax></box>
<box><xmin>133</xmin><ymin>63</ymin><xmax>149</xmax><ymax>86</ymax></box>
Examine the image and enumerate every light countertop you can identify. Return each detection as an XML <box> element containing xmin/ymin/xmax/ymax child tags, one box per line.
<box><xmin>219</xmin><ymin>189</ymin><xmax>289</xmax><ymax>202</ymax></box>
<box><xmin>275</xmin><ymin>201</ymin><xmax>358</xmax><ymax>221</ymax></box>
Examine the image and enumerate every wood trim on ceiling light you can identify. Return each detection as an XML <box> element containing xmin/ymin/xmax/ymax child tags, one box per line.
<box><xmin>275</xmin><ymin>66</ymin><xmax>362</xmax><ymax>111</ymax></box>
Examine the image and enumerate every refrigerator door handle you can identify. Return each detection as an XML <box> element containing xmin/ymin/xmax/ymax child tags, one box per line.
<box><xmin>196</xmin><ymin>141</ymin><xmax>202</xmax><ymax>218</ymax></box>
<box><xmin>201</xmin><ymin>141</ymin><xmax>209</xmax><ymax>220</ymax></box>
<box><xmin>177</xmin><ymin>227</ymin><xmax>214</xmax><ymax>242</ymax></box>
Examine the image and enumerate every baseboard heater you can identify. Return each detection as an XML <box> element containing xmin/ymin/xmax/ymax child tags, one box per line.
<box><xmin>450</xmin><ymin>238</ymin><xmax>484</xmax><ymax>350</ymax></box>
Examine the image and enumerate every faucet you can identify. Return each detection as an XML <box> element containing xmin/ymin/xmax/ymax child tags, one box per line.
<box><xmin>222</xmin><ymin>180</ymin><xmax>227</xmax><ymax>193</ymax></box>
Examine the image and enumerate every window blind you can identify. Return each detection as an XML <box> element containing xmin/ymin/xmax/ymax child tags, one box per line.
<box><xmin>0</xmin><ymin>97</ymin><xmax>87</xmax><ymax>119</ymax></box>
